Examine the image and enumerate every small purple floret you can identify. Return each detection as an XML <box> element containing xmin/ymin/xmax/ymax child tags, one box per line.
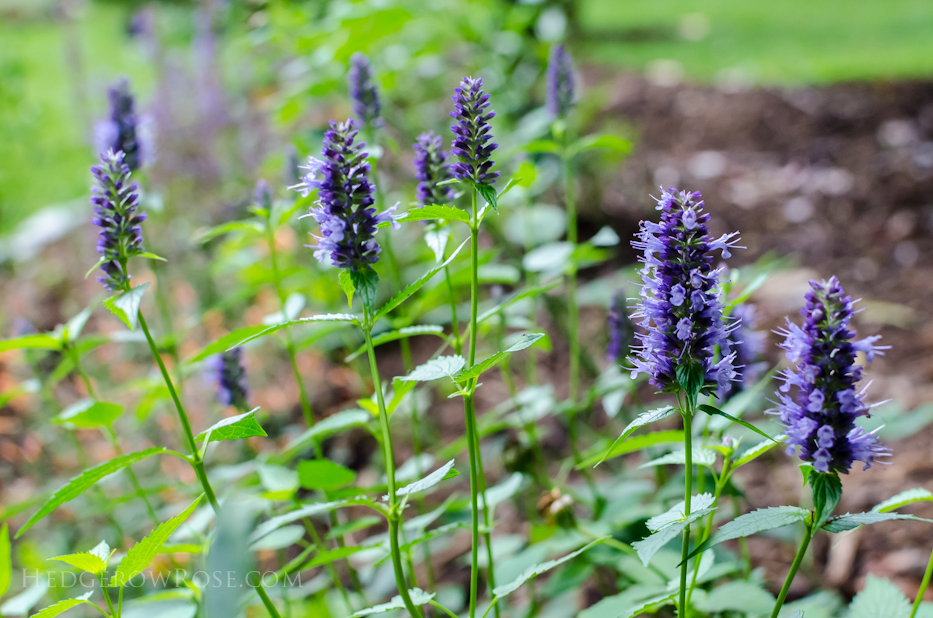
<box><xmin>212</xmin><ymin>348</ymin><xmax>249</xmax><ymax>409</ymax></box>
<box><xmin>414</xmin><ymin>131</ymin><xmax>455</xmax><ymax>206</ymax></box>
<box><xmin>450</xmin><ymin>77</ymin><xmax>499</xmax><ymax>186</ymax></box>
<box><xmin>547</xmin><ymin>44</ymin><xmax>575</xmax><ymax>118</ymax></box>
<box><xmin>773</xmin><ymin>276</ymin><xmax>890</xmax><ymax>474</ymax></box>
<box><xmin>628</xmin><ymin>188</ymin><xmax>743</xmax><ymax>393</ymax></box>
<box><xmin>348</xmin><ymin>53</ymin><xmax>383</xmax><ymax>129</ymax></box>
<box><xmin>291</xmin><ymin>119</ymin><xmax>398</xmax><ymax>271</ymax></box>
<box><xmin>90</xmin><ymin>150</ymin><xmax>147</xmax><ymax>291</ymax></box>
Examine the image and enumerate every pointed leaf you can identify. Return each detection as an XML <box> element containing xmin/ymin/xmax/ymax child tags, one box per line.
<box><xmin>110</xmin><ymin>497</ymin><xmax>203</xmax><ymax>586</ymax></box>
<box><xmin>51</xmin><ymin>540</ymin><xmax>110</xmax><ymax>574</ymax></box>
<box><xmin>249</xmin><ymin>499</ymin><xmax>365</xmax><ymax>543</ymax></box>
<box><xmin>398</xmin><ymin>356</ymin><xmax>465</xmax><ymax>382</ymax></box>
<box><xmin>476</xmin><ymin>183</ymin><xmax>498</xmax><ymax>213</ymax></box>
<box><xmin>398</xmin><ymin>205</ymin><xmax>469</xmax><ymax>223</ymax></box>
<box><xmin>476</xmin><ymin>281</ymin><xmax>560</xmax><ymax>324</ymax></box>
<box><xmin>872</xmin><ymin>488</ymin><xmax>933</xmax><ymax>513</ymax></box>
<box><xmin>568</xmin><ymin>133</ymin><xmax>631</xmax><ymax>157</ymax></box>
<box><xmin>29</xmin><ymin>593</ymin><xmax>96</xmax><ymax>618</ymax></box>
<box><xmin>687</xmin><ymin>506</ymin><xmax>810</xmax><ymax>560</ymax></box>
<box><xmin>188</xmin><ymin>325</ymin><xmax>270</xmax><ymax>363</ymax></box>
<box><xmin>395</xmin><ymin>460</ymin><xmax>456</xmax><ymax>497</ymax></box>
<box><xmin>577</xmin><ymin>430</ymin><xmax>683</xmax><ymax>469</ymax></box>
<box><xmin>634</xmin><ymin>508</ymin><xmax>715</xmax><ymax>566</ymax></box>
<box><xmin>425</xmin><ymin>224</ymin><xmax>451</xmax><ymax>262</ymax></box>
<box><xmin>351</xmin><ymin>588</ymin><xmax>435</xmax><ymax>617</ymax></box>
<box><xmin>55</xmin><ymin>400</ymin><xmax>123</xmax><ymax>429</ymax></box>
<box><xmin>698</xmin><ymin>404</ymin><xmax>776</xmax><ymax>443</ymax></box>
<box><xmin>375</xmin><ymin>239</ymin><xmax>468</xmax><ymax>320</ymax></box>
<box><xmin>301</xmin><ymin>546</ymin><xmax>365</xmax><ymax>569</ymax></box>
<box><xmin>338</xmin><ymin>270</ymin><xmax>355</xmax><ymax>308</ymax></box>
<box><xmin>231</xmin><ymin>314</ymin><xmax>359</xmax><ymax>348</ymax></box>
<box><xmin>344</xmin><ymin>325</ymin><xmax>446</xmax><ymax>362</ymax></box>
<box><xmin>196</xmin><ymin>408</ymin><xmax>267</xmax><ymax>445</ymax></box>
<box><xmin>0</xmin><ymin>334</ymin><xmax>62</xmax><ymax>353</ymax></box>
<box><xmin>351</xmin><ymin>269</ymin><xmax>379</xmax><ymax>313</ymax></box>
<box><xmin>18</xmin><ymin>447</ymin><xmax>172</xmax><ymax>537</ymax></box>
<box><xmin>848</xmin><ymin>575</ymin><xmax>911</xmax><ymax>618</ymax></box>
<box><xmin>493</xmin><ymin>538</ymin><xmax>608</xmax><ymax>598</ymax></box>
<box><xmin>822</xmin><ymin>512</ymin><xmax>933</xmax><ymax>534</ymax></box>
<box><xmin>810</xmin><ymin>471</ymin><xmax>842</xmax><ymax>528</ymax></box>
<box><xmin>455</xmin><ymin>333</ymin><xmax>546</xmax><ymax>383</ymax></box>
<box><xmin>103</xmin><ymin>282</ymin><xmax>150</xmax><ymax>332</ymax></box>
<box><xmin>595</xmin><ymin>406</ymin><xmax>677</xmax><ymax>466</ymax></box>
<box><xmin>647</xmin><ymin>494</ymin><xmax>716</xmax><ymax>532</ymax></box>
<box><xmin>480</xmin><ymin>473</ymin><xmax>525</xmax><ymax>511</ymax></box>
<box><xmin>639</xmin><ymin>448</ymin><xmax>717</xmax><ymax>469</ymax></box>
<box><xmin>734</xmin><ymin>436</ymin><xmax>783</xmax><ymax>468</ymax></box>
<box><xmin>275</xmin><ymin>410</ymin><xmax>371</xmax><ymax>463</ymax></box>
<box><xmin>298</xmin><ymin>460</ymin><xmax>356</xmax><ymax>490</ymax></box>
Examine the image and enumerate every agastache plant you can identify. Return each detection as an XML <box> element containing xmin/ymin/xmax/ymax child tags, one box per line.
<box><xmin>718</xmin><ymin>303</ymin><xmax>767</xmax><ymax>400</ymax></box>
<box><xmin>450</xmin><ymin>77</ymin><xmax>499</xmax><ymax>186</ymax></box>
<box><xmin>607</xmin><ymin>290</ymin><xmax>634</xmax><ymax>363</ymax></box>
<box><xmin>96</xmin><ymin>79</ymin><xmax>143</xmax><ymax>170</ymax></box>
<box><xmin>414</xmin><ymin>131</ymin><xmax>455</xmax><ymax>205</ymax></box>
<box><xmin>212</xmin><ymin>348</ymin><xmax>249</xmax><ymax>409</ymax></box>
<box><xmin>348</xmin><ymin>52</ymin><xmax>383</xmax><ymax>128</ymax></box>
<box><xmin>547</xmin><ymin>44</ymin><xmax>576</xmax><ymax>119</ymax></box>
<box><xmin>91</xmin><ymin>149</ymin><xmax>147</xmax><ymax>291</ymax></box>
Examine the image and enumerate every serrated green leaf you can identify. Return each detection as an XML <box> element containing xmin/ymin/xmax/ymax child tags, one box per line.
<box><xmin>822</xmin><ymin>512</ymin><xmax>933</xmax><ymax>533</ymax></box>
<box><xmin>55</xmin><ymin>400</ymin><xmax>123</xmax><ymax>429</ymax></box>
<box><xmin>18</xmin><ymin>447</ymin><xmax>173</xmax><ymax>537</ymax></box>
<box><xmin>847</xmin><ymin>575</ymin><xmax>912</xmax><ymax>618</ymax></box>
<box><xmin>687</xmin><ymin>506</ymin><xmax>810</xmax><ymax>560</ymax></box>
<box><xmin>344</xmin><ymin>325</ymin><xmax>446</xmax><ymax>362</ymax></box>
<box><xmin>386</xmin><ymin>379</ymin><xmax>417</xmax><ymax>415</ymax></box>
<box><xmin>187</xmin><ymin>325</ymin><xmax>269</xmax><ymax>363</ymax></box>
<box><xmin>110</xmin><ymin>497</ymin><xmax>202</xmax><ymax>586</ymax></box>
<box><xmin>454</xmin><ymin>333</ymin><xmax>546</xmax><ymax>383</ymax></box>
<box><xmin>29</xmin><ymin>593</ymin><xmax>96</xmax><ymax>618</ymax></box>
<box><xmin>0</xmin><ymin>523</ymin><xmax>10</xmax><ymax>597</ymax></box>
<box><xmin>698</xmin><ymin>404</ymin><xmax>776</xmax><ymax>443</ymax></box>
<box><xmin>810</xmin><ymin>471</ymin><xmax>842</xmax><ymax>528</ymax></box>
<box><xmin>399</xmin><ymin>204</ymin><xmax>470</xmax><ymax>223</ymax></box>
<box><xmin>231</xmin><ymin>314</ymin><xmax>359</xmax><ymax>348</ymax></box>
<box><xmin>351</xmin><ymin>588</ymin><xmax>435</xmax><ymax>617</ymax></box>
<box><xmin>424</xmin><ymin>224</ymin><xmax>451</xmax><ymax>262</ymax></box>
<box><xmin>734</xmin><ymin>436</ymin><xmax>783</xmax><ymax>468</ymax></box>
<box><xmin>395</xmin><ymin>460</ymin><xmax>456</xmax><ymax>497</ymax></box>
<box><xmin>338</xmin><ymin>270</ymin><xmax>355</xmax><ymax>308</ymax></box>
<box><xmin>646</xmin><ymin>494</ymin><xmax>716</xmax><ymax>532</ymax></box>
<box><xmin>398</xmin><ymin>356</ymin><xmax>465</xmax><ymax>382</ymax></box>
<box><xmin>351</xmin><ymin>269</ymin><xmax>379</xmax><ymax>313</ymax></box>
<box><xmin>872</xmin><ymin>488</ymin><xmax>933</xmax><ymax>513</ymax></box>
<box><xmin>103</xmin><ymin>282</ymin><xmax>150</xmax><ymax>332</ymax></box>
<box><xmin>0</xmin><ymin>333</ymin><xmax>62</xmax><ymax>353</ymax></box>
<box><xmin>195</xmin><ymin>408</ymin><xmax>267</xmax><ymax>446</ymax></box>
<box><xmin>634</xmin><ymin>508</ymin><xmax>715</xmax><ymax>566</ymax></box>
<box><xmin>577</xmin><ymin>431</ymin><xmax>684</xmax><ymax>469</ymax></box>
<box><xmin>493</xmin><ymin>538</ymin><xmax>608</xmax><ymax>598</ymax></box>
<box><xmin>274</xmin><ymin>410</ymin><xmax>371</xmax><ymax>463</ymax></box>
<box><xmin>595</xmin><ymin>406</ymin><xmax>677</xmax><ymax>466</ymax></box>
<box><xmin>51</xmin><ymin>541</ymin><xmax>110</xmax><ymax>575</ymax></box>
<box><xmin>639</xmin><ymin>448</ymin><xmax>717</xmax><ymax>469</ymax></box>
<box><xmin>298</xmin><ymin>460</ymin><xmax>356</xmax><ymax>490</ymax></box>
<box><xmin>476</xmin><ymin>183</ymin><xmax>498</xmax><ymax>213</ymax></box>
<box><xmin>375</xmin><ymin>239</ymin><xmax>468</xmax><ymax>321</ymax></box>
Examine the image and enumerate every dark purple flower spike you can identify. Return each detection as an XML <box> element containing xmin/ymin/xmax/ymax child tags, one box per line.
<box><xmin>348</xmin><ymin>52</ymin><xmax>383</xmax><ymax>129</ymax></box>
<box><xmin>774</xmin><ymin>276</ymin><xmax>890</xmax><ymax>473</ymax></box>
<box><xmin>212</xmin><ymin>348</ymin><xmax>249</xmax><ymax>409</ymax></box>
<box><xmin>607</xmin><ymin>290</ymin><xmax>634</xmax><ymax>363</ymax></box>
<box><xmin>98</xmin><ymin>79</ymin><xmax>143</xmax><ymax>171</ymax></box>
<box><xmin>450</xmin><ymin>77</ymin><xmax>499</xmax><ymax>186</ymax></box>
<box><xmin>414</xmin><ymin>132</ymin><xmax>455</xmax><ymax>206</ymax></box>
<box><xmin>91</xmin><ymin>150</ymin><xmax>147</xmax><ymax>291</ymax></box>
<box><xmin>547</xmin><ymin>44</ymin><xmax>575</xmax><ymax>119</ymax></box>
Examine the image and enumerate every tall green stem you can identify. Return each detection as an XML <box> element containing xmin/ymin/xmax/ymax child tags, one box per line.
<box><xmin>256</xmin><ymin>583</ymin><xmax>284</xmax><ymax>618</ymax></box>
<box><xmin>363</xmin><ymin>314</ymin><xmax>423</xmax><ymax>618</ymax></box>
<box><xmin>686</xmin><ymin>457</ymin><xmax>732</xmax><ymax>607</ymax></box>
<box><xmin>563</xmin><ymin>156</ymin><xmax>579</xmax><ymax>413</ymax></box>
<box><xmin>769</xmin><ymin>520</ymin><xmax>813</xmax><ymax>618</ymax></box>
<box><xmin>679</xmin><ymin>405</ymin><xmax>694</xmax><ymax>617</ymax></box>
<box><xmin>911</xmin><ymin>549</ymin><xmax>933</xmax><ymax>618</ymax></box>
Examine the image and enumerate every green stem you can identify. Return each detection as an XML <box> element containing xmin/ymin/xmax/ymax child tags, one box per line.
<box><xmin>563</xmin><ymin>155</ymin><xmax>579</xmax><ymax>411</ymax></box>
<box><xmin>911</xmin><ymin>548</ymin><xmax>933</xmax><ymax>618</ymax></box>
<box><xmin>99</xmin><ymin>575</ymin><xmax>117</xmax><ymax>617</ymax></box>
<box><xmin>686</xmin><ymin>458</ymin><xmax>732</xmax><ymax>607</ymax></box>
<box><xmin>733</xmin><ymin>497</ymin><xmax>751</xmax><ymax>577</ymax></box>
<box><xmin>256</xmin><ymin>583</ymin><xmax>284</xmax><ymax>618</ymax></box>
<box><xmin>679</xmin><ymin>405</ymin><xmax>694</xmax><ymax>617</ymax></box>
<box><xmin>117</xmin><ymin>587</ymin><xmax>123</xmax><ymax>618</ymax></box>
<box><xmin>444</xmin><ymin>264</ymin><xmax>462</xmax><ymax>356</ymax></box>
<box><xmin>363</xmin><ymin>314</ymin><xmax>424</xmax><ymax>618</ymax></box>
<box><xmin>769</xmin><ymin>519</ymin><xmax>813</xmax><ymax>618</ymax></box>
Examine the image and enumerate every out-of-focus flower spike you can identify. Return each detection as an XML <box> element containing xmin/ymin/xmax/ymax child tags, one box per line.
<box><xmin>547</xmin><ymin>44</ymin><xmax>576</xmax><ymax>119</ymax></box>
<box><xmin>212</xmin><ymin>348</ymin><xmax>249</xmax><ymax>409</ymax></box>
<box><xmin>348</xmin><ymin>52</ymin><xmax>383</xmax><ymax>129</ymax></box>
<box><xmin>413</xmin><ymin>131</ymin><xmax>455</xmax><ymax>206</ymax></box>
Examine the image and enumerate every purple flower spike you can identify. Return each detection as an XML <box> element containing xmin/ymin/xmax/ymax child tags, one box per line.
<box><xmin>450</xmin><ymin>77</ymin><xmax>499</xmax><ymax>186</ymax></box>
<box><xmin>414</xmin><ymin>131</ymin><xmax>455</xmax><ymax>206</ymax></box>
<box><xmin>628</xmin><ymin>188</ymin><xmax>743</xmax><ymax>394</ymax></box>
<box><xmin>547</xmin><ymin>44</ymin><xmax>575</xmax><ymax>119</ymax></box>
<box><xmin>348</xmin><ymin>52</ymin><xmax>383</xmax><ymax>128</ymax></box>
<box><xmin>96</xmin><ymin>79</ymin><xmax>143</xmax><ymax>171</ymax></box>
<box><xmin>212</xmin><ymin>348</ymin><xmax>249</xmax><ymax>409</ymax></box>
<box><xmin>717</xmin><ymin>303</ymin><xmax>768</xmax><ymax>401</ymax></box>
<box><xmin>773</xmin><ymin>277</ymin><xmax>890</xmax><ymax>474</ymax></box>
<box><xmin>607</xmin><ymin>290</ymin><xmax>634</xmax><ymax>363</ymax></box>
<box><xmin>90</xmin><ymin>150</ymin><xmax>147</xmax><ymax>291</ymax></box>
<box><xmin>291</xmin><ymin>118</ymin><xmax>399</xmax><ymax>271</ymax></box>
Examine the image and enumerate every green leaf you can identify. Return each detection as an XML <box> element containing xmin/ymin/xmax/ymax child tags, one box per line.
<box><xmin>187</xmin><ymin>325</ymin><xmax>270</xmax><ymax>363</ymax></box>
<box><xmin>524</xmin><ymin>140</ymin><xmax>560</xmax><ymax>154</ymax></box>
<box><xmin>634</xmin><ymin>507</ymin><xmax>715</xmax><ymax>566</ymax></box>
<box><xmin>103</xmin><ymin>282</ymin><xmax>150</xmax><ymax>332</ymax></box>
<box><xmin>687</xmin><ymin>506</ymin><xmax>810</xmax><ymax>560</ymax></box>
<box><xmin>810</xmin><ymin>471</ymin><xmax>842</xmax><ymax>528</ymax></box>
<box><xmin>647</xmin><ymin>494</ymin><xmax>716</xmax><ymax>532</ymax></box>
<box><xmin>476</xmin><ymin>183</ymin><xmax>498</xmax><ymax>213</ymax></box>
<box><xmin>386</xmin><ymin>379</ymin><xmax>417</xmax><ymax>415</ymax></box>
<box><xmin>55</xmin><ymin>400</ymin><xmax>123</xmax><ymax>429</ymax></box>
<box><xmin>480</xmin><ymin>473</ymin><xmax>525</xmax><ymax>511</ymax></box>
<box><xmin>492</xmin><ymin>538</ymin><xmax>608</xmax><ymax>598</ymax></box>
<box><xmin>110</xmin><ymin>497</ymin><xmax>203</xmax><ymax>586</ymax></box>
<box><xmin>298</xmin><ymin>460</ymin><xmax>356</xmax><ymax>490</ymax></box>
<box><xmin>194</xmin><ymin>220</ymin><xmax>264</xmax><ymax>244</ymax></box>
<box><xmin>398</xmin><ymin>204</ymin><xmax>470</xmax><ymax>223</ymax></box>
<box><xmin>327</xmin><ymin>516</ymin><xmax>381</xmax><ymax>539</ymax></box>
<box><xmin>62</xmin><ymin>307</ymin><xmax>93</xmax><ymax>343</ymax></box>
<box><xmin>638</xmin><ymin>448</ymin><xmax>717</xmax><ymax>469</ymax></box>
<box><xmin>454</xmin><ymin>333</ymin><xmax>546</xmax><ymax>383</ymax></box>
<box><xmin>351</xmin><ymin>588</ymin><xmax>435</xmax><ymax>617</ymax></box>
<box><xmin>0</xmin><ymin>523</ymin><xmax>10</xmax><ymax>597</ymax></box>
<box><xmin>694</xmin><ymin>581</ymin><xmax>776</xmax><ymax>615</ymax></box>
<box><xmin>476</xmin><ymin>281</ymin><xmax>560</xmax><ymax>324</ymax></box>
<box><xmin>274</xmin><ymin>410</ymin><xmax>371</xmax><ymax>463</ymax></box>
<box><xmin>0</xmin><ymin>333</ymin><xmax>62</xmax><ymax>353</ymax></box>
<box><xmin>523</xmin><ymin>241</ymin><xmax>573</xmax><ymax>273</ymax></box>
<box><xmin>195</xmin><ymin>408</ymin><xmax>267</xmax><ymax>446</ymax></box>
<box><xmin>848</xmin><ymin>575</ymin><xmax>912</xmax><ymax>618</ymax></box>
<box><xmin>301</xmin><ymin>546</ymin><xmax>364</xmax><ymax>568</ymax></box>
<box><xmin>698</xmin><ymin>404</ymin><xmax>776</xmax><ymax>443</ymax></box>
<box><xmin>18</xmin><ymin>447</ymin><xmax>173</xmax><ymax>537</ymax></box>
<box><xmin>619</xmin><ymin>593</ymin><xmax>676</xmax><ymax>618</ymax></box>
<box><xmin>344</xmin><ymin>325</ymin><xmax>446</xmax><ymax>362</ymax></box>
<box><xmin>29</xmin><ymin>593</ymin><xmax>96</xmax><ymax>618</ymax></box>
<box><xmin>734</xmin><ymin>436</ymin><xmax>783</xmax><ymax>468</ymax></box>
<box><xmin>395</xmin><ymin>460</ymin><xmax>457</xmax><ymax>497</ymax></box>
<box><xmin>568</xmin><ymin>133</ymin><xmax>631</xmax><ymax>157</ymax></box>
<box><xmin>398</xmin><ymin>356</ymin><xmax>466</xmax><ymax>382</ymax></box>
<box><xmin>595</xmin><ymin>406</ymin><xmax>677</xmax><ymax>466</ymax></box>
<box><xmin>249</xmin><ymin>499</ymin><xmax>372</xmax><ymax>543</ymax></box>
<box><xmin>231</xmin><ymin>314</ymin><xmax>359</xmax><ymax>348</ymax></box>
<box><xmin>822</xmin><ymin>512</ymin><xmax>933</xmax><ymax>534</ymax></box>
<box><xmin>676</xmin><ymin>365</ymin><xmax>705</xmax><ymax>405</ymax></box>
<box><xmin>351</xmin><ymin>269</ymin><xmax>380</xmax><ymax>313</ymax></box>
<box><xmin>577</xmin><ymin>430</ymin><xmax>684</xmax><ymax>469</ymax></box>
<box><xmin>374</xmin><ymin>239</ymin><xmax>468</xmax><ymax>321</ymax></box>
<box><xmin>424</xmin><ymin>224</ymin><xmax>450</xmax><ymax>262</ymax></box>
<box><xmin>138</xmin><ymin>252</ymin><xmax>168</xmax><ymax>262</ymax></box>
<box><xmin>872</xmin><ymin>488</ymin><xmax>933</xmax><ymax>513</ymax></box>
<box><xmin>338</xmin><ymin>270</ymin><xmax>355</xmax><ymax>308</ymax></box>
<box><xmin>249</xmin><ymin>525</ymin><xmax>305</xmax><ymax>551</ymax></box>
<box><xmin>51</xmin><ymin>540</ymin><xmax>111</xmax><ymax>575</ymax></box>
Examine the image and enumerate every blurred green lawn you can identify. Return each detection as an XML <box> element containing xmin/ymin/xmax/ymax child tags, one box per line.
<box><xmin>1</xmin><ymin>0</ymin><xmax>933</xmax><ymax>234</ymax></box>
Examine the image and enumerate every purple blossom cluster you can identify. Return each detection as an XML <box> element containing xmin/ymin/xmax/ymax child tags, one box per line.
<box><xmin>774</xmin><ymin>277</ymin><xmax>890</xmax><ymax>474</ymax></box>
<box><xmin>348</xmin><ymin>53</ymin><xmax>383</xmax><ymax>129</ymax></box>
<box><xmin>212</xmin><ymin>348</ymin><xmax>249</xmax><ymax>409</ymax></box>
<box><xmin>717</xmin><ymin>303</ymin><xmax>767</xmax><ymax>400</ymax></box>
<box><xmin>450</xmin><ymin>77</ymin><xmax>499</xmax><ymax>186</ymax></box>
<box><xmin>96</xmin><ymin>80</ymin><xmax>143</xmax><ymax>171</ymax></box>
<box><xmin>291</xmin><ymin>119</ymin><xmax>398</xmax><ymax>271</ymax></box>
<box><xmin>91</xmin><ymin>150</ymin><xmax>147</xmax><ymax>291</ymax></box>
<box><xmin>607</xmin><ymin>291</ymin><xmax>634</xmax><ymax>363</ymax></box>
<box><xmin>413</xmin><ymin>132</ymin><xmax>455</xmax><ymax>205</ymax></box>
<box><xmin>628</xmin><ymin>188</ymin><xmax>742</xmax><ymax>394</ymax></box>
<box><xmin>547</xmin><ymin>45</ymin><xmax>575</xmax><ymax>119</ymax></box>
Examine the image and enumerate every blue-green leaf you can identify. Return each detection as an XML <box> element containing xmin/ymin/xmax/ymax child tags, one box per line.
<box><xmin>492</xmin><ymin>538</ymin><xmax>608</xmax><ymax>598</ymax></box>
<box><xmin>398</xmin><ymin>205</ymin><xmax>469</xmax><ymax>223</ymax></box>
<box><xmin>398</xmin><ymin>356</ymin><xmax>466</xmax><ymax>383</ymax></box>
<box><xmin>595</xmin><ymin>406</ymin><xmax>677</xmax><ymax>466</ymax></box>
<box><xmin>454</xmin><ymin>333</ymin><xmax>546</xmax><ymax>383</ymax></box>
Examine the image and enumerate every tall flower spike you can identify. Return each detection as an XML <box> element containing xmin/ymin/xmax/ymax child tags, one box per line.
<box><xmin>547</xmin><ymin>44</ymin><xmax>576</xmax><ymax>119</ymax></box>
<box><xmin>607</xmin><ymin>290</ymin><xmax>634</xmax><ymax>363</ymax></box>
<box><xmin>413</xmin><ymin>131</ymin><xmax>455</xmax><ymax>206</ymax></box>
<box><xmin>774</xmin><ymin>277</ymin><xmax>890</xmax><ymax>474</ymax></box>
<box><xmin>291</xmin><ymin>119</ymin><xmax>399</xmax><ymax>271</ymax></box>
<box><xmin>628</xmin><ymin>188</ymin><xmax>743</xmax><ymax>393</ymax></box>
<box><xmin>450</xmin><ymin>77</ymin><xmax>499</xmax><ymax>185</ymax></box>
<box><xmin>212</xmin><ymin>348</ymin><xmax>249</xmax><ymax>409</ymax></box>
<box><xmin>90</xmin><ymin>150</ymin><xmax>147</xmax><ymax>291</ymax></box>
<box><xmin>717</xmin><ymin>303</ymin><xmax>767</xmax><ymax>401</ymax></box>
<box><xmin>96</xmin><ymin>79</ymin><xmax>143</xmax><ymax>171</ymax></box>
<box><xmin>348</xmin><ymin>52</ymin><xmax>383</xmax><ymax>128</ymax></box>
